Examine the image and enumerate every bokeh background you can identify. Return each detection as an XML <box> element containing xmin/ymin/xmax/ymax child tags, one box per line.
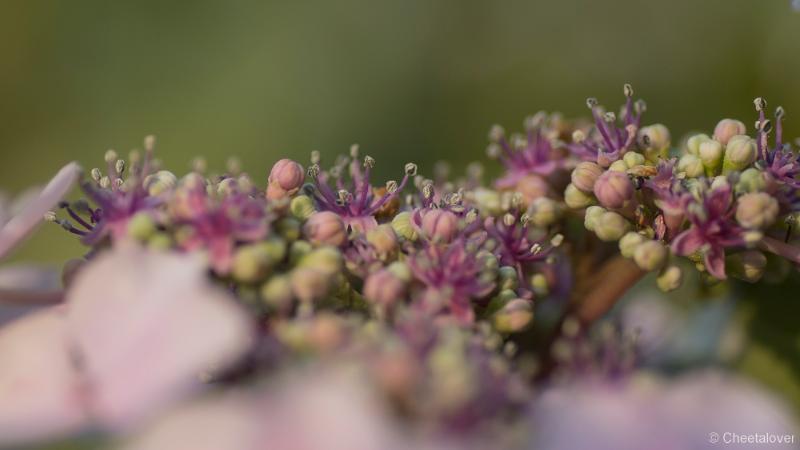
<box><xmin>1</xmin><ymin>0</ymin><xmax>799</xmax><ymax>413</ymax></box>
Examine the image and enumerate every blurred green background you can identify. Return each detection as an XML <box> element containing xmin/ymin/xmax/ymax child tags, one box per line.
<box><xmin>1</xmin><ymin>0</ymin><xmax>799</xmax><ymax>418</ymax></box>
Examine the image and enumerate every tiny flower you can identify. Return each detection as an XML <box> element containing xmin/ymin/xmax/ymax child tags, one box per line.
<box><xmin>419</xmin><ymin>208</ymin><xmax>459</xmax><ymax>243</ymax></box>
<box><xmin>632</xmin><ymin>240</ymin><xmax>668</xmax><ymax>271</ymax></box>
<box><xmin>564</xmin><ymin>183</ymin><xmax>595</xmax><ymax>209</ymax></box>
<box><xmin>571</xmin><ymin>161</ymin><xmax>604</xmax><ymax>193</ymax></box>
<box><xmin>656</xmin><ymin>264</ymin><xmax>683</xmax><ymax>292</ymax></box>
<box><xmin>593</xmin><ymin>170</ymin><xmax>634</xmax><ymax>209</ymax></box>
<box><xmin>735</xmin><ymin>192</ymin><xmax>779</xmax><ymax>229</ymax></box>
<box><xmin>363</xmin><ymin>268</ymin><xmax>407</xmax><ymax>306</ymax></box>
<box><xmin>303</xmin><ymin>211</ymin><xmax>347</xmax><ymax>247</ymax></box>
<box><xmin>593</xmin><ymin>211</ymin><xmax>630</xmax><ymax>242</ymax></box>
<box><xmin>722</xmin><ymin>135</ymin><xmax>757</xmax><ymax>173</ymax></box>
<box><xmin>713</xmin><ymin>118</ymin><xmax>747</xmax><ymax>145</ymax></box>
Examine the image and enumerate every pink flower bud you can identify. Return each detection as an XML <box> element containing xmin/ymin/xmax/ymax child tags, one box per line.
<box><xmin>713</xmin><ymin>119</ymin><xmax>747</xmax><ymax>146</ymax></box>
<box><xmin>593</xmin><ymin>170</ymin><xmax>634</xmax><ymax>209</ymax></box>
<box><xmin>303</xmin><ymin>211</ymin><xmax>347</xmax><ymax>247</ymax></box>
<box><xmin>571</xmin><ymin>162</ymin><xmax>604</xmax><ymax>193</ymax></box>
<box><xmin>290</xmin><ymin>267</ymin><xmax>332</xmax><ymax>302</ymax></box>
<box><xmin>363</xmin><ymin>269</ymin><xmax>406</xmax><ymax>305</ymax></box>
<box><xmin>515</xmin><ymin>174</ymin><xmax>551</xmax><ymax>205</ymax></box>
<box><xmin>365</xmin><ymin>224</ymin><xmax>398</xmax><ymax>258</ymax></box>
<box><xmin>267</xmin><ymin>159</ymin><xmax>304</xmax><ymax>199</ymax></box>
<box><xmin>420</xmin><ymin>209</ymin><xmax>459</xmax><ymax>242</ymax></box>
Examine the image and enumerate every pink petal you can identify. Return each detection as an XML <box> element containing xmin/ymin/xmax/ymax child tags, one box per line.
<box><xmin>669</xmin><ymin>229</ymin><xmax>704</xmax><ymax>256</ymax></box>
<box><xmin>65</xmin><ymin>246</ymin><xmax>254</xmax><ymax>429</ymax></box>
<box><xmin>0</xmin><ymin>162</ymin><xmax>81</xmax><ymax>260</ymax></box>
<box><xmin>703</xmin><ymin>246</ymin><xmax>727</xmax><ymax>280</ymax></box>
<box><xmin>0</xmin><ymin>308</ymin><xmax>89</xmax><ymax>446</ymax></box>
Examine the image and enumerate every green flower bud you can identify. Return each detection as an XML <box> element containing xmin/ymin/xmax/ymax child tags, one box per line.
<box><xmin>713</xmin><ymin>118</ymin><xmax>747</xmax><ymax>145</ymax></box>
<box><xmin>289</xmin><ymin>240</ymin><xmax>312</xmax><ymax>264</ymax></box>
<box><xmin>366</xmin><ymin>224</ymin><xmax>398</xmax><ymax>258</ymax></box>
<box><xmin>736</xmin><ymin>168</ymin><xmax>766</xmax><ymax>193</ymax></box>
<box><xmin>623</xmin><ymin>151</ymin><xmax>646</xmax><ymax>168</ymax></box>
<box><xmin>632</xmin><ymin>240</ymin><xmax>668</xmax><ymax>271</ymax></box>
<box><xmin>277</xmin><ymin>217</ymin><xmax>302</xmax><ymax>241</ymax></box>
<box><xmin>391</xmin><ymin>211</ymin><xmax>417</xmax><ymax>241</ymax></box>
<box><xmin>298</xmin><ymin>246</ymin><xmax>343</xmax><ymax>276</ymax></box>
<box><xmin>594</xmin><ymin>211</ymin><xmax>630</xmax><ymax>242</ymax></box>
<box><xmin>260</xmin><ymin>238</ymin><xmax>287</xmax><ymax>263</ymax></box>
<box><xmin>290</xmin><ymin>267</ymin><xmax>333</xmax><ymax>303</ymax></box>
<box><xmin>656</xmin><ymin>265</ymin><xmax>683</xmax><ymax>292</ymax></box>
<box><xmin>686</xmin><ymin>133</ymin><xmax>711</xmax><ymax>156</ymax></box>
<box><xmin>677</xmin><ymin>154</ymin><xmax>704</xmax><ymax>178</ymax></box>
<box><xmin>530</xmin><ymin>273</ymin><xmax>549</xmax><ymax>297</ymax></box>
<box><xmin>498</xmin><ymin>266</ymin><xmax>518</xmax><ymax>291</ymax></box>
<box><xmin>290</xmin><ymin>195</ymin><xmax>316</xmax><ymax>220</ymax></box>
<box><xmin>478</xmin><ymin>250</ymin><xmax>500</xmax><ymax>273</ymax></box>
<box><xmin>147</xmin><ymin>232</ymin><xmax>173</xmax><ymax>251</ymax></box>
<box><xmin>726</xmin><ymin>250</ymin><xmax>767</xmax><ymax>283</ymax></box>
<box><xmin>619</xmin><ymin>231</ymin><xmax>646</xmax><ymax>258</ymax></box>
<box><xmin>698</xmin><ymin>139</ymin><xmax>723</xmax><ymax>176</ymax></box>
<box><xmin>470</xmin><ymin>188</ymin><xmax>503</xmax><ymax>216</ymax></box>
<box><xmin>584</xmin><ymin>205</ymin><xmax>606</xmax><ymax>231</ymax></box>
<box><xmin>722</xmin><ymin>135</ymin><xmax>757</xmax><ymax>173</ymax></box>
<box><xmin>710</xmin><ymin>176</ymin><xmax>730</xmax><ymax>191</ymax></box>
<box><xmin>735</xmin><ymin>192</ymin><xmax>779</xmax><ymax>229</ymax></box>
<box><xmin>232</xmin><ymin>245</ymin><xmax>274</xmax><ymax>283</ymax></box>
<box><xmin>639</xmin><ymin>124</ymin><xmax>671</xmax><ymax>161</ymax></box>
<box><xmin>261</xmin><ymin>274</ymin><xmax>293</xmax><ymax>310</ymax></box>
<box><xmin>492</xmin><ymin>298</ymin><xmax>534</xmax><ymax>333</ymax></box>
<box><xmin>528</xmin><ymin>197</ymin><xmax>561</xmax><ymax>227</ymax></box>
<box><xmin>564</xmin><ymin>183</ymin><xmax>595</xmax><ymax>209</ymax></box>
<box><xmin>571</xmin><ymin>161</ymin><xmax>604</xmax><ymax>193</ymax></box>
<box><xmin>127</xmin><ymin>212</ymin><xmax>157</xmax><ymax>241</ymax></box>
<box><xmin>609</xmin><ymin>160</ymin><xmax>629</xmax><ymax>172</ymax></box>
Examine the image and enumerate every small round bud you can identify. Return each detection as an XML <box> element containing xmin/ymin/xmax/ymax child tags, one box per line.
<box><xmin>593</xmin><ymin>211</ymin><xmax>631</xmax><ymax>242</ymax></box>
<box><xmin>147</xmin><ymin>233</ymin><xmax>173</xmax><ymax>251</ymax></box>
<box><xmin>470</xmin><ymin>188</ymin><xmax>503</xmax><ymax>216</ymax></box>
<box><xmin>515</xmin><ymin>174</ymin><xmax>551</xmax><ymax>205</ymax></box>
<box><xmin>492</xmin><ymin>298</ymin><xmax>534</xmax><ymax>333</ymax></box>
<box><xmin>656</xmin><ymin>265</ymin><xmax>683</xmax><ymax>292</ymax></box>
<box><xmin>583</xmin><ymin>205</ymin><xmax>606</xmax><ymax>231</ymax></box>
<box><xmin>497</xmin><ymin>266</ymin><xmax>519</xmax><ymax>291</ymax></box>
<box><xmin>632</xmin><ymin>240</ymin><xmax>668</xmax><ymax>271</ymax></box>
<box><xmin>697</xmin><ymin>139</ymin><xmax>724</xmax><ymax>175</ymax></box>
<box><xmin>366</xmin><ymin>224</ymin><xmax>398</xmax><ymax>258</ymax></box>
<box><xmin>391</xmin><ymin>211</ymin><xmax>417</xmax><ymax>241</ymax></box>
<box><xmin>363</xmin><ymin>269</ymin><xmax>406</xmax><ymax>306</ymax></box>
<box><xmin>231</xmin><ymin>245</ymin><xmax>274</xmax><ymax>283</ymax></box>
<box><xmin>303</xmin><ymin>211</ymin><xmax>347</xmax><ymax>247</ymax></box>
<box><xmin>593</xmin><ymin>170</ymin><xmax>634</xmax><ymax>209</ymax></box>
<box><xmin>608</xmin><ymin>160</ymin><xmax>629</xmax><ymax>172</ymax></box>
<box><xmin>261</xmin><ymin>275</ymin><xmax>293</xmax><ymax>311</ymax></box>
<box><xmin>268</xmin><ymin>158</ymin><xmax>305</xmax><ymax>199</ymax></box>
<box><xmin>638</xmin><ymin>124</ymin><xmax>671</xmax><ymax>159</ymax></box>
<box><xmin>677</xmin><ymin>154</ymin><xmax>705</xmax><ymax>178</ymax></box>
<box><xmin>528</xmin><ymin>198</ymin><xmax>560</xmax><ymax>227</ymax></box>
<box><xmin>619</xmin><ymin>231</ymin><xmax>646</xmax><ymax>258</ymax></box>
<box><xmin>735</xmin><ymin>192</ymin><xmax>779</xmax><ymax>229</ymax></box>
<box><xmin>298</xmin><ymin>246</ymin><xmax>343</xmax><ymax>276</ymax></box>
<box><xmin>723</xmin><ymin>135</ymin><xmax>757</xmax><ymax>172</ymax></box>
<box><xmin>290</xmin><ymin>267</ymin><xmax>332</xmax><ymax>303</ymax></box>
<box><xmin>144</xmin><ymin>170</ymin><xmax>178</xmax><ymax>196</ymax></box>
<box><xmin>420</xmin><ymin>209</ymin><xmax>459</xmax><ymax>242</ymax></box>
<box><xmin>686</xmin><ymin>133</ymin><xmax>711</xmax><ymax>156</ymax></box>
<box><xmin>290</xmin><ymin>195</ymin><xmax>316</xmax><ymax>220</ymax></box>
<box><xmin>726</xmin><ymin>250</ymin><xmax>767</xmax><ymax>283</ymax></box>
<box><xmin>564</xmin><ymin>183</ymin><xmax>594</xmax><ymax>209</ymax></box>
<box><xmin>127</xmin><ymin>212</ymin><xmax>157</xmax><ymax>241</ymax></box>
<box><xmin>530</xmin><ymin>273</ymin><xmax>549</xmax><ymax>297</ymax></box>
<box><xmin>623</xmin><ymin>152</ymin><xmax>646</xmax><ymax>168</ymax></box>
<box><xmin>713</xmin><ymin>119</ymin><xmax>747</xmax><ymax>145</ymax></box>
<box><xmin>571</xmin><ymin>162</ymin><xmax>604</xmax><ymax>193</ymax></box>
<box><xmin>736</xmin><ymin>168</ymin><xmax>766</xmax><ymax>193</ymax></box>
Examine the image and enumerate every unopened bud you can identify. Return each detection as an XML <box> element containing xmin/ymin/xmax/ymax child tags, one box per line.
<box><xmin>632</xmin><ymin>240</ymin><xmax>668</xmax><ymax>271</ymax></box>
<box><xmin>723</xmin><ymin>135</ymin><xmax>757</xmax><ymax>173</ymax></box>
<box><xmin>421</xmin><ymin>209</ymin><xmax>459</xmax><ymax>242</ymax></box>
<box><xmin>698</xmin><ymin>139</ymin><xmax>724</xmax><ymax>175</ymax></box>
<box><xmin>290</xmin><ymin>267</ymin><xmax>332</xmax><ymax>303</ymax></box>
<box><xmin>268</xmin><ymin>159</ymin><xmax>305</xmax><ymax>199</ymax></box>
<box><xmin>656</xmin><ymin>265</ymin><xmax>683</xmax><ymax>292</ymax></box>
<box><xmin>571</xmin><ymin>161</ymin><xmax>604</xmax><ymax>193</ymax></box>
<box><xmin>261</xmin><ymin>275</ymin><xmax>293</xmax><ymax>311</ymax></box>
<box><xmin>363</xmin><ymin>269</ymin><xmax>406</xmax><ymax>306</ymax></box>
<box><xmin>638</xmin><ymin>124</ymin><xmax>670</xmax><ymax>160</ymax></box>
<box><xmin>726</xmin><ymin>250</ymin><xmax>767</xmax><ymax>283</ymax></box>
<box><xmin>713</xmin><ymin>119</ymin><xmax>747</xmax><ymax>145</ymax></box>
<box><xmin>609</xmin><ymin>160</ymin><xmax>629</xmax><ymax>172</ymax></box>
<box><xmin>493</xmin><ymin>298</ymin><xmax>534</xmax><ymax>333</ymax></box>
<box><xmin>677</xmin><ymin>154</ymin><xmax>705</xmax><ymax>178</ymax></box>
<box><xmin>623</xmin><ymin>151</ymin><xmax>646</xmax><ymax>168</ymax></box>
<box><xmin>127</xmin><ymin>212</ymin><xmax>157</xmax><ymax>241</ymax></box>
<box><xmin>498</xmin><ymin>266</ymin><xmax>518</xmax><ymax>291</ymax></box>
<box><xmin>528</xmin><ymin>197</ymin><xmax>561</xmax><ymax>227</ymax></box>
<box><xmin>303</xmin><ymin>211</ymin><xmax>347</xmax><ymax>247</ymax></box>
<box><xmin>564</xmin><ymin>183</ymin><xmax>595</xmax><ymax>209</ymax></box>
<box><xmin>290</xmin><ymin>195</ymin><xmax>316</xmax><ymax>220</ymax></box>
<box><xmin>366</xmin><ymin>224</ymin><xmax>398</xmax><ymax>258</ymax></box>
<box><xmin>298</xmin><ymin>246</ymin><xmax>343</xmax><ymax>276</ymax></box>
<box><xmin>583</xmin><ymin>205</ymin><xmax>606</xmax><ymax>231</ymax></box>
<box><xmin>619</xmin><ymin>231</ymin><xmax>646</xmax><ymax>258</ymax></box>
<box><xmin>593</xmin><ymin>170</ymin><xmax>634</xmax><ymax>209</ymax></box>
<box><xmin>736</xmin><ymin>192</ymin><xmax>779</xmax><ymax>229</ymax></box>
<box><xmin>232</xmin><ymin>245</ymin><xmax>274</xmax><ymax>283</ymax></box>
<box><xmin>736</xmin><ymin>168</ymin><xmax>766</xmax><ymax>193</ymax></box>
<box><xmin>593</xmin><ymin>211</ymin><xmax>631</xmax><ymax>242</ymax></box>
<box><xmin>391</xmin><ymin>211</ymin><xmax>417</xmax><ymax>241</ymax></box>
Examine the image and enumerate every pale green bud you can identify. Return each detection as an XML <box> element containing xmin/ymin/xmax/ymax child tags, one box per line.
<box><xmin>726</xmin><ymin>250</ymin><xmax>767</xmax><ymax>283</ymax></box>
<box><xmin>289</xmin><ymin>240</ymin><xmax>312</xmax><ymax>264</ymax></box>
<box><xmin>232</xmin><ymin>245</ymin><xmax>274</xmax><ymax>283</ymax></box>
<box><xmin>698</xmin><ymin>139</ymin><xmax>723</xmax><ymax>176</ymax></box>
<box><xmin>609</xmin><ymin>160</ymin><xmax>629</xmax><ymax>172</ymax></box>
<box><xmin>387</xmin><ymin>261</ymin><xmax>412</xmax><ymax>282</ymax></box>
<box><xmin>290</xmin><ymin>195</ymin><xmax>316</xmax><ymax>220</ymax></box>
<box><xmin>144</xmin><ymin>170</ymin><xmax>178</xmax><ymax>196</ymax></box>
<box><xmin>656</xmin><ymin>265</ymin><xmax>683</xmax><ymax>292</ymax></box>
<box><xmin>127</xmin><ymin>212</ymin><xmax>157</xmax><ymax>241</ymax></box>
<box><xmin>261</xmin><ymin>275</ymin><xmax>293</xmax><ymax>310</ymax></box>
<box><xmin>528</xmin><ymin>197</ymin><xmax>561</xmax><ymax>227</ymax></box>
<box><xmin>564</xmin><ymin>183</ymin><xmax>594</xmax><ymax>209</ymax></box>
<box><xmin>713</xmin><ymin>118</ymin><xmax>747</xmax><ymax>145</ymax></box>
<box><xmin>391</xmin><ymin>211</ymin><xmax>417</xmax><ymax>241</ymax></box>
<box><xmin>639</xmin><ymin>124</ymin><xmax>671</xmax><ymax>161</ymax></box>
<box><xmin>298</xmin><ymin>246</ymin><xmax>343</xmax><ymax>276</ymax></box>
<box><xmin>722</xmin><ymin>135</ymin><xmax>757</xmax><ymax>173</ymax></box>
<box><xmin>492</xmin><ymin>298</ymin><xmax>534</xmax><ymax>333</ymax></box>
<box><xmin>619</xmin><ymin>231</ymin><xmax>646</xmax><ymax>258</ymax></box>
<box><xmin>710</xmin><ymin>176</ymin><xmax>730</xmax><ymax>191</ymax></box>
<box><xmin>277</xmin><ymin>217</ymin><xmax>302</xmax><ymax>241</ymax></box>
<box><xmin>498</xmin><ymin>266</ymin><xmax>518</xmax><ymax>291</ymax></box>
<box><xmin>736</xmin><ymin>168</ymin><xmax>766</xmax><ymax>193</ymax></box>
<box><xmin>623</xmin><ymin>151</ymin><xmax>646</xmax><ymax>168</ymax></box>
<box><xmin>632</xmin><ymin>240</ymin><xmax>668</xmax><ymax>271</ymax></box>
<box><xmin>147</xmin><ymin>232</ymin><xmax>173</xmax><ymax>251</ymax></box>
<box><xmin>736</xmin><ymin>192</ymin><xmax>779</xmax><ymax>229</ymax></box>
<box><xmin>584</xmin><ymin>205</ymin><xmax>606</xmax><ymax>231</ymax></box>
<box><xmin>290</xmin><ymin>267</ymin><xmax>332</xmax><ymax>303</ymax></box>
<box><xmin>530</xmin><ymin>273</ymin><xmax>549</xmax><ymax>297</ymax></box>
<box><xmin>571</xmin><ymin>161</ymin><xmax>604</xmax><ymax>193</ymax></box>
<box><xmin>594</xmin><ymin>211</ymin><xmax>630</xmax><ymax>242</ymax></box>
<box><xmin>686</xmin><ymin>133</ymin><xmax>711</xmax><ymax>156</ymax></box>
<box><xmin>470</xmin><ymin>188</ymin><xmax>503</xmax><ymax>216</ymax></box>
<box><xmin>677</xmin><ymin>154</ymin><xmax>704</xmax><ymax>178</ymax></box>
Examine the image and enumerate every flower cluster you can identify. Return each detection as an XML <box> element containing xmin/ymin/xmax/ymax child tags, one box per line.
<box><xmin>0</xmin><ymin>85</ymin><xmax>798</xmax><ymax>448</ymax></box>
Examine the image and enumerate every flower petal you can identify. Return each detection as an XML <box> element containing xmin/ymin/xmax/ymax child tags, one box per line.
<box><xmin>670</xmin><ymin>229</ymin><xmax>704</xmax><ymax>256</ymax></box>
<box><xmin>0</xmin><ymin>162</ymin><xmax>81</xmax><ymax>260</ymax></box>
<box><xmin>704</xmin><ymin>246</ymin><xmax>727</xmax><ymax>280</ymax></box>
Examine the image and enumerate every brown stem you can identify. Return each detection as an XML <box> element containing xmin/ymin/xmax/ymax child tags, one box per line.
<box><xmin>759</xmin><ymin>236</ymin><xmax>800</xmax><ymax>265</ymax></box>
<box><xmin>0</xmin><ymin>289</ymin><xmax>63</xmax><ymax>305</ymax></box>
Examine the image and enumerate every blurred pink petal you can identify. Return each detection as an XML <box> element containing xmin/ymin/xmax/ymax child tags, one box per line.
<box><xmin>0</xmin><ymin>264</ymin><xmax>62</xmax><ymax>308</ymax></box>
<box><xmin>65</xmin><ymin>246</ymin><xmax>254</xmax><ymax>428</ymax></box>
<box><xmin>0</xmin><ymin>162</ymin><xmax>81</xmax><ymax>260</ymax></box>
<box><xmin>0</xmin><ymin>307</ymin><xmax>88</xmax><ymax>446</ymax></box>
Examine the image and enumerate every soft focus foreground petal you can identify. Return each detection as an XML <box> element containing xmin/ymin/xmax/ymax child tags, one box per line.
<box><xmin>0</xmin><ymin>162</ymin><xmax>81</xmax><ymax>260</ymax></box>
<box><xmin>0</xmin><ymin>264</ymin><xmax>62</xmax><ymax>309</ymax></box>
<box><xmin>0</xmin><ymin>308</ymin><xmax>88</xmax><ymax>446</ymax></box>
<box><xmin>65</xmin><ymin>246</ymin><xmax>254</xmax><ymax>429</ymax></box>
